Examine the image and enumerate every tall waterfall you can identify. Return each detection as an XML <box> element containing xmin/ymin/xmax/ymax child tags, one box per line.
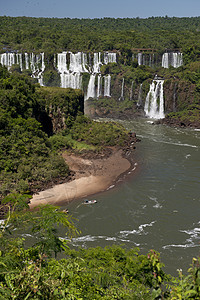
<box><xmin>137</xmin><ymin>83</ymin><xmax>143</xmax><ymax>106</ymax></box>
<box><xmin>60</xmin><ymin>73</ymin><xmax>82</xmax><ymax>90</ymax></box>
<box><xmin>119</xmin><ymin>78</ymin><xmax>124</xmax><ymax>101</ymax></box>
<box><xmin>104</xmin><ymin>75</ymin><xmax>111</xmax><ymax>97</ymax></box>
<box><xmin>93</xmin><ymin>52</ymin><xmax>102</xmax><ymax>73</ymax></box>
<box><xmin>86</xmin><ymin>74</ymin><xmax>96</xmax><ymax>100</ymax></box>
<box><xmin>29</xmin><ymin>53</ymin><xmax>45</xmax><ymax>86</ymax></box>
<box><xmin>69</xmin><ymin>52</ymin><xmax>88</xmax><ymax>73</ymax></box>
<box><xmin>57</xmin><ymin>52</ymin><xmax>82</xmax><ymax>89</ymax></box>
<box><xmin>162</xmin><ymin>52</ymin><xmax>183</xmax><ymax>68</ymax></box>
<box><xmin>137</xmin><ymin>53</ymin><xmax>143</xmax><ymax>66</ymax></box>
<box><xmin>0</xmin><ymin>53</ymin><xmax>15</xmax><ymax>70</ymax></box>
<box><xmin>130</xmin><ymin>81</ymin><xmax>134</xmax><ymax>101</ymax></box>
<box><xmin>144</xmin><ymin>80</ymin><xmax>165</xmax><ymax>119</ymax></box>
<box><xmin>97</xmin><ymin>74</ymin><xmax>102</xmax><ymax>98</ymax></box>
<box><xmin>57</xmin><ymin>52</ymin><xmax>68</xmax><ymax>73</ymax></box>
<box><xmin>0</xmin><ymin>52</ymin><xmax>45</xmax><ymax>85</ymax></box>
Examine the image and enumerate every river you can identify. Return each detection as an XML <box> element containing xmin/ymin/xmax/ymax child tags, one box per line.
<box><xmin>63</xmin><ymin>118</ymin><xmax>200</xmax><ymax>275</ymax></box>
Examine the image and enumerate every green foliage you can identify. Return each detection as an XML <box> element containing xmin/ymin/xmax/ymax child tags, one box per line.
<box><xmin>70</xmin><ymin>114</ymin><xmax>130</xmax><ymax>147</ymax></box>
<box><xmin>166</xmin><ymin>104</ymin><xmax>200</xmax><ymax>126</ymax></box>
<box><xmin>0</xmin><ymin>194</ymin><xmax>199</xmax><ymax>299</ymax></box>
<box><xmin>170</xmin><ymin>258</ymin><xmax>200</xmax><ymax>299</ymax></box>
<box><xmin>37</xmin><ymin>86</ymin><xmax>84</xmax><ymax>122</ymax></box>
<box><xmin>43</xmin><ymin>69</ymin><xmax>61</xmax><ymax>87</ymax></box>
<box><xmin>1</xmin><ymin>16</ymin><xmax>200</xmax><ymax>53</ymax></box>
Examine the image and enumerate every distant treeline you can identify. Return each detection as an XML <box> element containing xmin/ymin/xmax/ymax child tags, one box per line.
<box><xmin>1</xmin><ymin>16</ymin><xmax>200</xmax><ymax>53</ymax></box>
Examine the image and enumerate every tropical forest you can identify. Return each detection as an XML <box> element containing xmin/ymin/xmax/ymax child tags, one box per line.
<box><xmin>0</xmin><ymin>16</ymin><xmax>200</xmax><ymax>299</ymax></box>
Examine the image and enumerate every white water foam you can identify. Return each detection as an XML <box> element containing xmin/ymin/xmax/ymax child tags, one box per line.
<box><xmin>150</xmin><ymin>137</ymin><xmax>198</xmax><ymax>149</ymax></box>
<box><xmin>119</xmin><ymin>221</ymin><xmax>156</xmax><ymax>237</ymax></box>
<box><xmin>149</xmin><ymin>197</ymin><xmax>163</xmax><ymax>209</ymax></box>
<box><xmin>70</xmin><ymin>234</ymin><xmax>139</xmax><ymax>246</ymax></box>
<box><xmin>163</xmin><ymin>223</ymin><xmax>200</xmax><ymax>249</ymax></box>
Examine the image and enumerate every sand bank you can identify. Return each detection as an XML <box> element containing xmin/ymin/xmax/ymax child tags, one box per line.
<box><xmin>29</xmin><ymin>148</ymin><xmax>131</xmax><ymax>208</ymax></box>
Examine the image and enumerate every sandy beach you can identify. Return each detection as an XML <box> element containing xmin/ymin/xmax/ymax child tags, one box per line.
<box><xmin>29</xmin><ymin>148</ymin><xmax>132</xmax><ymax>208</ymax></box>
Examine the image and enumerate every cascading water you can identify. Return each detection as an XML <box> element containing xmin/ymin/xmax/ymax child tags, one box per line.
<box><xmin>137</xmin><ymin>53</ymin><xmax>143</xmax><ymax>66</ymax></box>
<box><xmin>130</xmin><ymin>81</ymin><xmax>134</xmax><ymax>101</ymax></box>
<box><xmin>144</xmin><ymin>80</ymin><xmax>165</xmax><ymax>119</ymax></box>
<box><xmin>85</xmin><ymin>74</ymin><xmax>96</xmax><ymax>100</ymax></box>
<box><xmin>30</xmin><ymin>53</ymin><xmax>45</xmax><ymax>86</ymax></box>
<box><xmin>25</xmin><ymin>53</ymin><xmax>29</xmax><ymax>70</ymax></box>
<box><xmin>162</xmin><ymin>52</ymin><xmax>183</xmax><ymax>68</ymax></box>
<box><xmin>57</xmin><ymin>52</ymin><xmax>68</xmax><ymax>73</ymax></box>
<box><xmin>57</xmin><ymin>52</ymin><xmax>83</xmax><ymax>89</ymax></box>
<box><xmin>119</xmin><ymin>78</ymin><xmax>124</xmax><ymax>101</ymax></box>
<box><xmin>137</xmin><ymin>83</ymin><xmax>143</xmax><ymax>106</ymax></box>
<box><xmin>104</xmin><ymin>52</ymin><xmax>117</xmax><ymax>64</ymax></box>
<box><xmin>69</xmin><ymin>52</ymin><xmax>88</xmax><ymax>73</ymax></box>
<box><xmin>97</xmin><ymin>74</ymin><xmax>102</xmax><ymax>98</ymax></box>
<box><xmin>16</xmin><ymin>53</ymin><xmax>23</xmax><ymax>70</ymax></box>
<box><xmin>0</xmin><ymin>52</ymin><xmax>45</xmax><ymax>84</ymax></box>
<box><xmin>0</xmin><ymin>53</ymin><xmax>15</xmax><ymax>70</ymax></box>
<box><xmin>93</xmin><ymin>52</ymin><xmax>102</xmax><ymax>73</ymax></box>
<box><xmin>104</xmin><ymin>75</ymin><xmax>111</xmax><ymax>97</ymax></box>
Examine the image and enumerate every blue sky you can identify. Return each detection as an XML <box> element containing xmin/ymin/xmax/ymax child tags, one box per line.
<box><xmin>1</xmin><ymin>0</ymin><xmax>200</xmax><ymax>18</ymax></box>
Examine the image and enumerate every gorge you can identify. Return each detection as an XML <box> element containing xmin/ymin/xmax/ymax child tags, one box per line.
<box><xmin>0</xmin><ymin>50</ymin><xmax>185</xmax><ymax>122</ymax></box>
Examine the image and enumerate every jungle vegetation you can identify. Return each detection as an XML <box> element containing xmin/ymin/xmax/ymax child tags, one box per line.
<box><xmin>0</xmin><ymin>194</ymin><xmax>199</xmax><ymax>299</ymax></box>
<box><xmin>0</xmin><ymin>64</ymin><xmax>131</xmax><ymax>198</ymax></box>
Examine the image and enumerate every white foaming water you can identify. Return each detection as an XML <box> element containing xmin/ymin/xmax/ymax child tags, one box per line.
<box><xmin>85</xmin><ymin>74</ymin><xmax>96</xmax><ymax>100</ymax></box>
<box><xmin>104</xmin><ymin>52</ymin><xmax>117</xmax><ymax>64</ymax></box>
<box><xmin>97</xmin><ymin>74</ymin><xmax>102</xmax><ymax>98</ymax></box>
<box><xmin>119</xmin><ymin>221</ymin><xmax>156</xmax><ymax>237</ymax></box>
<box><xmin>137</xmin><ymin>53</ymin><xmax>143</xmax><ymax>65</ymax></box>
<box><xmin>163</xmin><ymin>223</ymin><xmax>200</xmax><ymax>250</ymax></box>
<box><xmin>93</xmin><ymin>52</ymin><xmax>102</xmax><ymax>73</ymax></box>
<box><xmin>149</xmin><ymin>197</ymin><xmax>163</xmax><ymax>209</ymax></box>
<box><xmin>104</xmin><ymin>74</ymin><xmax>111</xmax><ymax>97</ymax></box>
<box><xmin>69</xmin><ymin>52</ymin><xmax>88</xmax><ymax>73</ymax></box>
<box><xmin>162</xmin><ymin>52</ymin><xmax>183</xmax><ymax>68</ymax></box>
<box><xmin>144</xmin><ymin>80</ymin><xmax>165</xmax><ymax>119</ymax></box>
<box><xmin>60</xmin><ymin>73</ymin><xmax>82</xmax><ymax>89</ymax></box>
<box><xmin>57</xmin><ymin>52</ymin><xmax>68</xmax><ymax>73</ymax></box>
<box><xmin>70</xmin><ymin>234</ymin><xmax>139</xmax><ymax>247</ymax></box>
<box><xmin>119</xmin><ymin>78</ymin><xmax>124</xmax><ymax>101</ymax></box>
<box><xmin>0</xmin><ymin>53</ymin><xmax>15</xmax><ymax>70</ymax></box>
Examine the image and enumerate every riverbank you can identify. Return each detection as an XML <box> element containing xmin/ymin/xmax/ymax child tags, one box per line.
<box><xmin>29</xmin><ymin>144</ymin><xmax>137</xmax><ymax>208</ymax></box>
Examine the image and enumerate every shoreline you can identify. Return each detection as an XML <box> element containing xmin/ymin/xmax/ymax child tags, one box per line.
<box><xmin>29</xmin><ymin>146</ymin><xmax>136</xmax><ymax>209</ymax></box>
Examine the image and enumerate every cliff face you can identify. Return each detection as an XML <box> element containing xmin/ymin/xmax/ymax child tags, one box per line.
<box><xmin>37</xmin><ymin>87</ymin><xmax>84</xmax><ymax>134</ymax></box>
<box><xmin>164</xmin><ymin>79</ymin><xmax>196</xmax><ymax>113</ymax></box>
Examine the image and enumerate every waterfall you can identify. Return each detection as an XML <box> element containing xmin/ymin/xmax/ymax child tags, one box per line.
<box><xmin>38</xmin><ymin>53</ymin><xmax>45</xmax><ymax>86</ymax></box>
<box><xmin>0</xmin><ymin>53</ymin><xmax>15</xmax><ymax>70</ymax></box>
<box><xmin>61</xmin><ymin>73</ymin><xmax>82</xmax><ymax>89</ymax></box>
<box><xmin>93</xmin><ymin>52</ymin><xmax>102</xmax><ymax>73</ymax></box>
<box><xmin>104</xmin><ymin>75</ymin><xmax>111</xmax><ymax>97</ymax></box>
<box><xmin>25</xmin><ymin>53</ymin><xmax>29</xmax><ymax>69</ymax></box>
<box><xmin>97</xmin><ymin>74</ymin><xmax>102</xmax><ymax>98</ymax></box>
<box><xmin>16</xmin><ymin>53</ymin><xmax>23</xmax><ymax>71</ymax></box>
<box><xmin>144</xmin><ymin>80</ymin><xmax>165</xmax><ymax>119</ymax></box>
<box><xmin>130</xmin><ymin>81</ymin><xmax>134</xmax><ymax>101</ymax></box>
<box><xmin>137</xmin><ymin>53</ymin><xmax>143</xmax><ymax>66</ymax></box>
<box><xmin>137</xmin><ymin>83</ymin><xmax>143</xmax><ymax>106</ymax></box>
<box><xmin>119</xmin><ymin>78</ymin><xmax>124</xmax><ymax>101</ymax></box>
<box><xmin>85</xmin><ymin>74</ymin><xmax>96</xmax><ymax>100</ymax></box>
<box><xmin>104</xmin><ymin>52</ymin><xmax>117</xmax><ymax>64</ymax></box>
<box><xmin>69</xmin><ymin>52</ymin><xmax>88</xmax><ymax>73</ymax></box>
<box><xmin>57</xmin><ymin>52</ymin><xmax>68</xmax><ymax>73</ymax></box>
<box><xmin>57</xmin><ymin>52</ymin><xmax>83</xmax><ymax>89</ymax></box>
<box><xmin>29</xmin><ymin>53</ymin><xmax>45</xmax><ymax>86</ymax></box>
<box><xmin>162</xmin><ymin>52</ymin><xmax>183</xmax><ymax>68</ymax></box>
